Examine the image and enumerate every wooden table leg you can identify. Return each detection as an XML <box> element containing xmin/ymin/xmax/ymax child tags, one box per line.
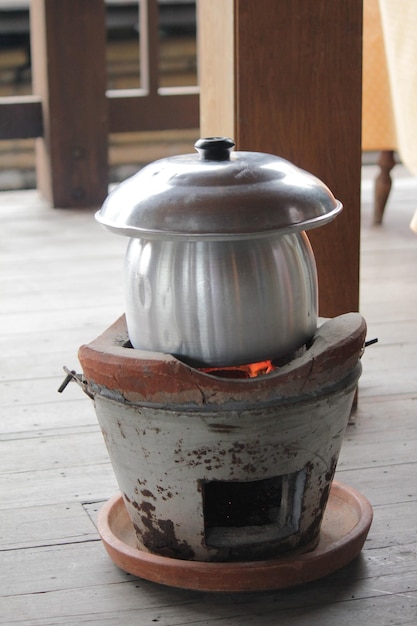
<box><xmin>374</xmin><ymin>150</ymin><xmax>396</xmax><ymax>224</ymax></box>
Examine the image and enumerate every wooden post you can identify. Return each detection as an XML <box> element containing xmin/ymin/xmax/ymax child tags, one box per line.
<box><xmin>198</xmin><ymin>0</ymin><xmax>363</xmax><ymax>318</ymax></box>
<box><xmin>30</xmin><ymin>0</ymin><xmax>108</xmax><ymax>208</ymax></box>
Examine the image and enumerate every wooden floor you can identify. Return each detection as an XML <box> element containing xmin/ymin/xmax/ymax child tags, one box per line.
<box><xmin>1</xmin><ymin>165</ymin><xmax>417</xmax><ymax>624</ymax></box>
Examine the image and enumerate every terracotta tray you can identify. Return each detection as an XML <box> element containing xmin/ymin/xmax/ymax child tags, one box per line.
<box><xmin>97</xmin><ymin>480</ymin><xmax>373</xmax><ymax>592</ymax></box>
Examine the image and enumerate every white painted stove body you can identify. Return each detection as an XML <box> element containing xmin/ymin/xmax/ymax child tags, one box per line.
<box><xmin>93</xmin><ymin>369</ymin><xmax>359</xmax><ymax>562</ymax></box>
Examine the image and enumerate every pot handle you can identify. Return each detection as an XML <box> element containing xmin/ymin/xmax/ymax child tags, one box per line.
<box><xmin>58</xmin><ymin>366</ymin><xmax>94</xmax><ymax>399</ymax></box>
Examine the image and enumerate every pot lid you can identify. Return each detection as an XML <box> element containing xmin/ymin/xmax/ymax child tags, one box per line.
<box><xmin>96</xmin><ymin>137</ymin><xmax>342</xmax><ymax>240</ymax></box>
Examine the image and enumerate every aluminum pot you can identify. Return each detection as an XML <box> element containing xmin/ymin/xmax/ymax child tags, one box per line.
<box><xmin>124</xmin><ymin>232</ymin><xmax>317</xmax><ymax>366</ymax></box>
<box><xmin>96</xmin><ymin>137</ymin><xmax>342</xmax><ymax>366</ymax></box>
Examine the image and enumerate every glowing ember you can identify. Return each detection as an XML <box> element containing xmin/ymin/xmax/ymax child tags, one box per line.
<box><xmin>202</xmin><ymin>360</ymin><xmax>276</xmax><ymax>379</ymax></box>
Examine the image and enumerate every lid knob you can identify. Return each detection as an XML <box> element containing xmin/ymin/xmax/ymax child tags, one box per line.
<box><xmin>194</xmin><ymin>137</ymin><xmax>235</xmax><ymax>161</ymax></box>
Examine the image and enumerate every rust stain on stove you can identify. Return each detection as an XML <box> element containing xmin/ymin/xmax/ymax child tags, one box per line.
<box><xmin>230</xmin><ymin>442</ymin><xmax>245</xmax><ymax>453</ymax></box>
<box><xmin>156</xmin><ymin>484</ymin><xmax>174</xmax><ymax>501</ymax></box>
<box><xmin>141</xmin><ymin>488</ymin><xmax>156</xmax><ymax>499</ymax></box>
<box><xmin>141</xmin><ymin>518</ymin><xmax>195</xmax><ymax>560</ymax></box>
<box><xmin>117</xmin><ymin>419</ymin><xmax>126</xmax><ymax>439</ymax></box>
<box><xmin>325</xmin><ymin>455</ymin><xmax>338</xmax><ymax>482</ymax></box>
<box><xmin>132</xmin><ymin>495</ymin><xmax>195</xmax><ymax>559</ymax></box>
<box><xmin>319</xmin><ymin>482</ymin><xmax>331</xmax><ymax>512</ymax></box>
<box><xmin>242</xmin><ymin>463</ymin><xmax>257</xmax><ymax>474</ymax></box>
<box><xmin>192</xmin><ymin>448</ymin><xmax>208</xmax><ymax>459</ymax></box>
<box><xmin>139</xmin><ymin>500</ymin><xmax>156</xmax><ymax>516</ymax></box>
<box><xmin>208</xmin><ymin>423</ymin><xmax>239</xmax><ymax>433</ymax></box>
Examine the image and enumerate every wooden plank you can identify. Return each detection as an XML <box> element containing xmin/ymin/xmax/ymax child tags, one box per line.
<box><xmin>0</xmin><ymin>400</ymin><xmax>97</xmax><ymax>437</ymax></box>
<box><xmin>0</xmin><ymin>308</ymin><xmax>123</xmax><ymax>337</ymax></box>
<box><xmin>30</xmin><ymin>0</ymin><xmax>109</xmax><ymax>207</ymax></box>
<box><xmin>0</xmin><ymin>463</ymin><xmax>119</xmax><ymax>509</ymax></box>
<box><xmin>361</xmin><ymin>249</ymin><xmax>417</xmax><ymax>278</ymax></box>
<box><xmin>107</xmin><ymin>90</ymin><xmax>199</xmax><ymax>133</ymax></box>
<box><xmin>0</xmin><ymin>502</ymin><xmax>99</xmax><ymax>550</ymax></box>
<box><xmin>235</xmin><ymin>0</ymin><xmax>362</xmax><ymax>319</ymax></box>
<box><xmin>350</xmin><ymin>393</ymin><xmax>417</xmax><ymax>430</ymax></box>
<box><xmin>361</xmin><ymin>343</ymin><xmax>417</xmax><ymax>373</ymax></box>
<box><xmin>0</xmin><ymin>354</ymin><xmax>92</xmax><ymax>381</ymax></box>
<box><xmin>359</xmin><ymin>341</ymin><xmax>417</xmax><ymax>399</ymax></box>
<box><xmin>1</xmin><ymin>540</ymin><xmax>416</xmax><ymax>624</ymax></box>
<box><xmin>0</xmin><ymin>324</ymin><xmax>122</xmax><ymax>353</ymax></box>
<box><xmin>0</xmin><ymin>95</ymin><xmax>43</xmax><ymax>139</ymax></box>
<box><xmin>357</xmin><ymin>500</ymin><xmax>417</xmax><ymax>549</ymax></box>
<box><xmin>335</xmin><ymin>462</ymin><xmax>417</xmax><ymax>507</ymax></box>
<box><xmin>140</xmin><ymin>0</ymin><xmax>159</xmax><ymax>96</ymax></box>
<box><xmin>0</xmin><ymin>431</ymin><xmax>110</xmax><ymax>474</ymax></box>
<box><xmin>338</xmin><ymin>427</ymin><xmax>417</xmax><ymax>469</ymax></box>
<box><xmin>358</xmin><ymin>368</ymin><xmax>417</xmax><ymax>399</ymax></box>
<box><xmin>197</xmin><ymin>0</ymin><xmax>234</xmax><ymax>137</ymax></box>
<box><xmin>4</xmin><ymin>590</ymin><xmax>417</xmax><ymax>626</ymax></box>
<box><xmin>0</xmin><ymin>377</ymin><xmax>72</xmax><ymax>407</ymax></box>
<box><xmin>361</xmin><ymin>319</ymin><xmax>417</xmax><ymax>346</ymax></box>
<box><xmin>360</xmin><ymin>292</ymin><xmax>417</xmax><ymax>323</ymax></box>
<box><xmin>0</xmin><ymin>279</ymin><xmax>124</xmax><ymax>315</ymax></box>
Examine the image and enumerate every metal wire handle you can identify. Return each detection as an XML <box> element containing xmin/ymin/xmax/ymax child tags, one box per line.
<box><xmin>58</xmin><ymin>366</ymin><xmax>94</xmax><ymax>400</ymax></box>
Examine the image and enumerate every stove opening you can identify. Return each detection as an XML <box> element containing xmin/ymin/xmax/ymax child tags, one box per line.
<box><xmin>203</xmin><ymin>470</ymin><xmax>306</xmax><ymax>548</ymax></box>
<box><xmin>199</xmin><ymin>345</ymin><xmax>307</xmax><ymax>379</ymax></box>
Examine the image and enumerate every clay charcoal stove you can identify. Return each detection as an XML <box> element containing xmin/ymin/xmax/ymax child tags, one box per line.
<box><xmin>65</xmin><ymin>138</ymin><xmax>373</xmax><ymax>591</ymax></box>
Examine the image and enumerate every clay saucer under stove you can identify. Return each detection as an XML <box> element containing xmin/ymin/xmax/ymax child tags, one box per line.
<box><xmin>97</xmin><ymin>480</ymin><xmax>373</xmax><ymax>592</ymax></box>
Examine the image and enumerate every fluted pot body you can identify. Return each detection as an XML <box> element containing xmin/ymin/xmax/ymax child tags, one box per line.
<box><xmin>124</xmin><ymin>230</ymin><xmax>318</xmax><ymax>367</ymax></box>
